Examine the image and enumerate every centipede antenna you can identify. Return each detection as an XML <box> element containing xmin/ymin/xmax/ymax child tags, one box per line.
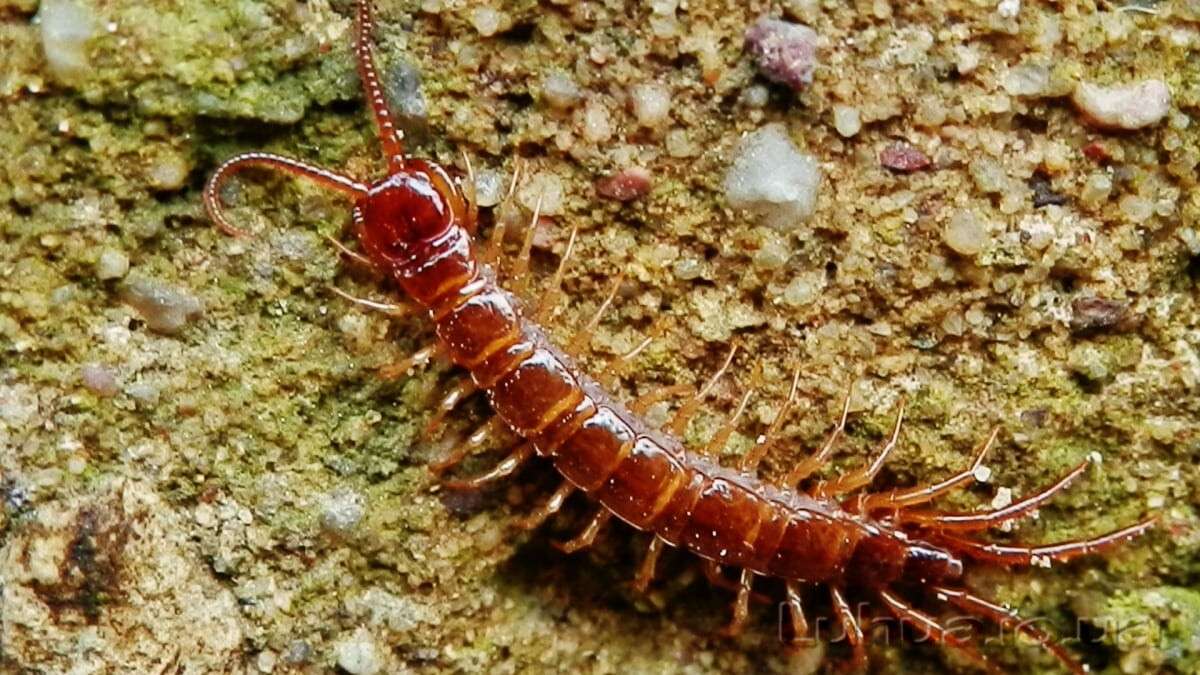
<box><xmin>322</xmin><ymin>233</ymin><xmax>376</xmax><ymax>269</ymax></box>
<box><xmin>354</xmin><ymin>0</ymin><xmax>405</xmax><ymax>172</ymax></box>
<box><xmin>931</xmin><ymin>586</ymin><xmax>1086</xmax><ymax>675</ymax></box>
<box><xmin>899</xmin><ymin>460</ymin><xmax>1091</xmax><ymax>531</ymax></box>
<box><xmin>204</xmin><ymin>152</ymin><xmax>369</xmax><ymax>237</ymax></box>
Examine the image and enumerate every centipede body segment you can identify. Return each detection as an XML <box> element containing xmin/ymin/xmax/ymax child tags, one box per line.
<box><xmin>203</xmin><ymin>2</ymin><xmax>1158</xmax><ymax>672</ymax></box>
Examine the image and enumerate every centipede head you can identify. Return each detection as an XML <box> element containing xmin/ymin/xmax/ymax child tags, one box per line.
<box><xmin>358</xmin><ymin>159</ymin><xmax>471</xmax><ymax>264</ymax></box>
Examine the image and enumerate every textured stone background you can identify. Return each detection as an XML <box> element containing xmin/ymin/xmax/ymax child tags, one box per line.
<box><xmin>2</xmin><ymin>1</ymin><xmax>1198</xmax><ymax>673</ymax></box>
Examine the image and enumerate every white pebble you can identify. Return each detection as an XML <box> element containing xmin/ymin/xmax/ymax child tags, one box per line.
<box><xmin>997</xmin><ymin>0</ymin><xmax>1020</xmax><ymax>18</ymax></box>
<box><xmin>581</xmin><ymin>98</ymin><xmax>613</xmax><ymax>144</ymax></box>
<box><xmin>723</xmin><ymin>124</ymin><xmax>821</xmax><ymax>231</ymax></box>
<box><xmin>96</xmin><ymin>248</ymin><xmax>129</xmax><ymax>280</ymax></box>
<box><xmin>630</xmin><ymin>83</ymin><xmax>671</xmax><ymax>128</ymax></box>
<box><xmin>80</xmin><ymin>363</ymin><xmax>119</xmax><ymax>397</ymax></box>
<box><xmin>1072</xmin><ymin>79</ymin><xmax>1171</xmax><ymax>131</ymax></box>
<box><xmin>832</xmin><ymin>105</ymin><xmax>862</xmax><ymax>137</ymax></box>
<box><xmin>120</xmin><ymin>277</ymin><xmax>204</xmax><ymax>335</ymax></box>
<box><xmin>468</xmin><ymin>8</ymin><xmax>509</xmax><ymax>37</ymax></box>
<box><xmin>942</xmin><ymin>211</ymin><xmax>990</xmax><ymax>256</ymax></box>
<box><xmin>334</xmin><ymin>628</ymin><xmax>382</xmax><ymax>675</ymax></box>
<box><xmin>990</xmin><ymin>486</ymin><xmax>1014</xmax><ymax>510</ymax></box>
<box><xmin>320</xmin><ymin>488</ymin><xmax>366</xmax><ymax>534</ymax></box>
<box><xmin>39</xmin><ymin>0</ymin><xmax>97</xmax><ymax>82</ymax></box>
<box><xmin>518</xmin><ymin>172</ymin><xmax>565</xmax><ymax>216</ymax></box>
<box><xmin>541</xmin><ymin>72</ymin><xmax>581</xmax><ymax>110</ymax></box>
<box><xmin>1002</xmin><ymin>64</ymin><xmax>1050</xmax><ymax>97</ymax></box>
<box><xmin>472</xmin><ymin>168</ymin><xmax>505</xmax><ymax>208</ymax></box>
<box><xmin>972</xmin><ymin>465</ymin><xmax>993</xmax><ymax>483</ymax></box>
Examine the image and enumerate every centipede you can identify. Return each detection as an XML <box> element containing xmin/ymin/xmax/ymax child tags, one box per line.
<box><xmin>203</xmin><ymin>2</ymin><xmax>1158</xmax><ymax>672</ymax></box>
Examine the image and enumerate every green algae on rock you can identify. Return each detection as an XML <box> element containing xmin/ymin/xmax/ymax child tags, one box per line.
<box><xmin>2</xmin><ymin>0</ymin><xmax>1198</xmax><ymax>673</ymax></box>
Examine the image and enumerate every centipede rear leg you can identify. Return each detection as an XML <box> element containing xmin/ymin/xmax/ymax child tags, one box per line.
<box><xmin>554</xmin><ymin>509</ymin><xmax>613</xmax><ymax>553</ymax></box>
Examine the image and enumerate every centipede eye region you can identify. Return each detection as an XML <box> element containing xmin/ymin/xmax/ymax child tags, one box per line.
<box><xmin>359</xmin><ymin>171</ymin><xmax>454</xmax><ymax>261</ymax></box>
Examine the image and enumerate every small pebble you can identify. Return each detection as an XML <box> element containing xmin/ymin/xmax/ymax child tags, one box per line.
<box><xmin>517</xmin><ymin>172</ymin><xmax>565</xmax><ymax>216</ymax></box>
<box><xmin>879</xmin><ymin>142</ymin><xmax>931</xmax><ymax>173</ymax></box>
<box><xmin>1081</xmin><ymin>140</ymin><xmax>1110</xmax><ymax>163</ymax></box>
<box><xmin>723</xmin><ymin>124</ymin><xmax>821</xmax><ymax>231</ymax></box>
<box><xmin>472</xmin><ymin>168</ymin><xmax>504</xmax><ymax>208</ymax></box>
<box><xmin>832</xmin><ymin>105</ymin><xmax>861</xmax><ymax>137</ymax></box>
<box><xmin>320</xmin><ymin>487</ymin><xmax>366</xmax><ymax>534</ymax></box>
<box><xmin>468</xmin><ymin>7</ymin><xmax>510</xmax><ymax>37</ymax></box>
<box><xmin>334</xmin><ymin>628</ymin><xmax>382</xmax><ymax>675</ymax></box>
<box><xmin>581</xmin><ymin>98</ymin><xmax>613</xmax><ymax>144</ymax></box>
<box><xmin>39</xmin><ymin>0</ymin><xmax>97</xmax><ymax>82</ymax></box>
<box><xmin>541</xmin><ymin>72</ymin><xmax>581</xmax><ymax>110</ymax></box>
<box><xmin>1072</xmin><ymin>79</ymin><xmax>1171</xmax><ymax>131</ymax></box>
<box><xmin>95</xmin><ymin>248</ymin><xmax>129</xmax><ymax>280</ymax></box>
<box><xmin>80</xmin><ymin>363</ymin><xmax>120</xmax><ymax>397</ymax></box>
<box><xmin>630</xmin><ymin>83</ymin><xmax>671</xmax><ymax>128</ymax></box>
<box><xmin>744</xmin><ymin>16</ymin><xmax>819</xmax><ymax>91</ymax></box>
<box><xmin>596</xmin><ymin>168</ymin><xmax>652</xmax><ymax>202</ymax></box>
<box><xmin>1070</xmin><ymin>296</ymin><xmax>1129</xmax><ymax>332</ymax></box>
<box><xmin>1002</xmin><ymin>64</ymin><xmax>1050</xmax><ymax>98</ymax></box>
<box><xmin>120</xmin><ymin>277</ymin><xmax>204</xmax><ymax>335</ymax></box>
<box><xmin>942</xmin><ymin>211</ymin><xmax>989</xmax><ymax>256</ymax></box>
<box><xmin>146</xmin><ymin>152</ymin><xmax>191</xmax><ymax>191</ymax></box>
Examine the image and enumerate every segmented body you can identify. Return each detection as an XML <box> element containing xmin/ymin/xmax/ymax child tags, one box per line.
<box><xmin>396</xmin><ymin>224</ymin><xmax>866</xmax><ymax>581</ymax></box>
<box><xmin>203</xmin><ymin>2</ymin><xmax>1158</xmax><ymax>672</ymax></box>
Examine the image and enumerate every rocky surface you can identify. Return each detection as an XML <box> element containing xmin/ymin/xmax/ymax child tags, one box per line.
<box><xmin>2</xmin><ymin>1</ymin><xmax>1198</xmax><ymax>674</ymax></box>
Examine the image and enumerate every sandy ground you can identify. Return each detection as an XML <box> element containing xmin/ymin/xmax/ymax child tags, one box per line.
<box><xmin>2</xmin><ymin>1</ymin><xmax>1199</xmax><ymax>673</ymax></box>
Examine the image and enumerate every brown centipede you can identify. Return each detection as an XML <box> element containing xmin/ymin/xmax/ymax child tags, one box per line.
<box><xmin>202</xmin><ymin>2</ymin><xmax>1158</xmax><ymax>672</ymax></box>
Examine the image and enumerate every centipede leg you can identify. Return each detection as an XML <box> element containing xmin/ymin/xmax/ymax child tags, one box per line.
<box><xmin>379</xmin><ymin>343</ymin><xmax>443</xmax><ymax>381</ymax></box>
<box><xmin>740</xmin><ymin>367</ymin><xmax>801</xmax><ymax>472</ymax></box>
<box><xmin>783</xmin><ymin>581</ymin><xmax>809</xmax><ymax>644</ymax></box>
<box><xmin>877</xmin><ymin>589</ymin><xmax>1000</xmax><ymax>675</ymax></box>
<box><xmin>442</xmin><ymin>443</ymin><xmax>533</xmax><ymax>491</ymax></box>
<box><xmin>702</xmin><ymin>388</ymin><xmax>755</xmax><ymax>457</ymax></box>
<box><xmin>554</xmin><ymin>508</ymin><xmax>613</xmax><ymax>553</ymax></box>
<box><xmin>460</xmin><ymin>150</ymin><xmax>479</xmax><ymax>234</ymax></box>
<box><xmin>481</xmin><ymin>159</ymin><xmax>523</xmax><ymax>268</ymax></box>
<box><xmin>785</xmin><ymin>385</ymin><xmax>852</xmax><ymax>486</ymax></box>
<box><xmin>816</xmin><ymin>398</ymin><xmax>906</xmax><ymax>498</ymax></box>
<box><xmin>830</xmin><ymin>587</ymin><xmax>866</xmax><ymax>672</ymax></box>
<box><xmin>328</xmin><ymin>285</ymin><xmax>412</xmax><ymax>318</ymax></box>
<box><xmin>859</xmin><ymin>426</ymin><xmax>999</xmax><ymax>513</ymax></box>
<box><xmin>597</xmin><ymin>332</ymin><xmax>657</xmax><ymax>391</ymax></box>
<box><xmin>931</xmin><ymin>586</ymin><xmax>1085</xmax><ymax>675</ymax></box>
<box><xmin>535</xmin><ymin>225</ymin><xmax>580</xmax><ymax>323</ymax></box>
<box><xmin>667</xmin><ymin>345</ymin><xmax>738</xmax><ymax>437</ymax></box>
<box><xmin>898</xmin><ymin>460</ymin><xmax>1092</xmax><ymax>532</ymax></box>
<box><xmin>628</xmin><ymin>383</ymin><xmax>695</xmax><ymax>417</ymax></box>
<box><xmin>430</xmin><ymin>417</ymin><xmax>510</xmax><ymax>475</ymax></box>
<box><xmin>938</xmin><ymin>516</ymin><xmax>1157</xmax><ymax>566</ymax></box>
<box><xmin>424</xmin><ymin>380</ymin><xmax>479</xmax><ymax>438</ymax></box>
<box><xmin>632</xmin><ymin>536</ymin><xmax>665</xmax><ymax>593</ymax></box>
<box><xmin>509</xmin><ymin>193</ymin><xmax>543</xmax><ymax>300</ymax></box>
<box><xmin>517</xmin><ymin>481</ymin><xmax>576</xmax><ymax>530</ymax></box>
<box><xmin>566</xmin><ymin>272</ymin><xmax>626</xmax><ymax>355</ymax></box>
<box><xmin>719</xmin><ymin>568</ymin><xmax>755</xmax><ymax>637</ymax></box>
